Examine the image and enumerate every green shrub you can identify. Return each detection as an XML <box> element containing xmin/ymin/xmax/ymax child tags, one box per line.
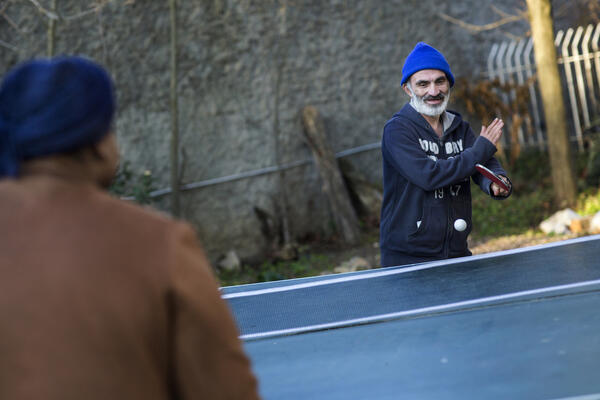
<box><xmin>109</xmin><ymin>161</ymin><xmax>156</xmax><ymax>205</ymax></box>
<box><xmin>471</xmin><ymin>183</ymin><xmax>554</xmax><ymax>238</ymax></box>
<box><xmin>576</xmin><ymin>188</ymin><xmax>600</xmax><ymax>216</ymax></box>
<box><xmin>472</xmin><ymin>148</ymin><xmax>551</xmax><ymax>238</ymax></box>
<box><xmin>471</xmin><ymin>147</ymin><xmax>592</xmax><ymax>239</ymax></box>
<box><xmin>218</xmin><ymin>254</ymin><xmax>334</xmax><ymax>286</ymax></box>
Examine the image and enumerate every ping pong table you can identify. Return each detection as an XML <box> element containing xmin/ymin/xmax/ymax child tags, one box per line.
<box><xmin>222</xmin><ymin>235</ymin><xmax>600</xmax><ymax>400</ymax></box>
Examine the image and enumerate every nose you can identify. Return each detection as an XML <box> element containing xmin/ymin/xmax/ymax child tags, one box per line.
<box><xmin>427</xmin><ymin>83</ymin><xmax>440</xmax><ymax>96</ymax></box>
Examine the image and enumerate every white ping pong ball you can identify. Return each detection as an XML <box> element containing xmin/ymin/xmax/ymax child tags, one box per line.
<box><xmin>454</xmin><ymin>219</ymin><xmax>467</xmax><ymax>232</ymax></box>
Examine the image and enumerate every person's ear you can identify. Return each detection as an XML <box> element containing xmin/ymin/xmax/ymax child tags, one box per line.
<box><xmin>402</xmin><ymin>83</ymin><xmax>412</xmax><ymax>97</ymax></box>
<box><xmin>91</xmin><ymin>133</ymin><xmax>119</xmax><ymax>163</ymax></box>
<box><xmin>90</xmin><ymin>133</ymin><xmax>120</xmax><ymax>188</ymax></box>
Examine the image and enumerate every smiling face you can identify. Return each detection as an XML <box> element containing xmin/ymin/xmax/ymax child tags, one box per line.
<box><xmin>403</xmin><ymin>69</ymin><xmax>450</xmax><ymax>117</ymax></box>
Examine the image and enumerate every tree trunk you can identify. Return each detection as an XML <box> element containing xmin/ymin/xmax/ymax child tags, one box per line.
<box><xmin>301</xmin><ymin>106</ymin><xmax>361</xmax><ymax>245</ymax></box>
<box><xmin>47</xmin><ymin>0</ymin><xmax>57</xmax><ymax>57</ymax></box>
<box><xmin>168</xmin><ymin>0</ymin><xmax>180</xmax><ymax>216</ymax></box>
<box><xmin>526</xmin><ymin>0</ymin><xmax>576</xmax><ymax>207</ymax></box>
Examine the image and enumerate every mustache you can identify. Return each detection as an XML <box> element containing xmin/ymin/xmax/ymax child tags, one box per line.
<box><xmin>422</xmin><ymin>93</ymin><xmax>446</xmax><ymax>101</ymax></box>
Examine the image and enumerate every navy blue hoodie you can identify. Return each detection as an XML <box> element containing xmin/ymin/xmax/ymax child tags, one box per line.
<box><xmin>380</xmin><ymin>103</ymin><xmax>510</xmax><ymax>264</ymax></box>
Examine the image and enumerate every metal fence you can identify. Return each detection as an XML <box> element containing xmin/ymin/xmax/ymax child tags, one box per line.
<box><xmin>487</xmin><ymin>22</ymin><xmax>600</xmax><ymax>151</ymax></box>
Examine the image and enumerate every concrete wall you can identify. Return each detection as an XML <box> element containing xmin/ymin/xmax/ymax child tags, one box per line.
<box><xmin>2</xmin><ymin>0</ymin><xmax>579</xmax><ymax>262</ymax></box>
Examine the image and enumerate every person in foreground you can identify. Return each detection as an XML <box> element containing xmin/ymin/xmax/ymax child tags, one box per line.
<box><xmin>380</xmin><ymin>42</ymin><xmax>512</xmax><ymax>267</ymax></box>
<box><xmin>0</xmin><ymin>57</ymin><xmax>260</xmax><ymax>399</ymax></box>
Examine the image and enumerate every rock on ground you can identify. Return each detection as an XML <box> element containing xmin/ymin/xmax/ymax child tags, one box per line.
<box><xmin>539</xmin><ymin>209</ymin><xmax>582</xmax><ymax>235</ymax></box>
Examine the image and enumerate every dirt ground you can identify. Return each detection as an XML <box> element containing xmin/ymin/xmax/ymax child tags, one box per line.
<box><xmin>468</xmin><ymin>231</ymin><xmax>583</xmax><ymax>255</ymax></box>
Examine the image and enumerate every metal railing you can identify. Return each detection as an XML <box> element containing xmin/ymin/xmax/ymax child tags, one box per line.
<box><xmin>125</xmin><ymin>141</ymin><xmax>382</xmax><ymax>200</ymax></box>
<box><xmin>487</xmin><ymin>23</ymin><xmax>600</xmax><ymax>151</ymax></box>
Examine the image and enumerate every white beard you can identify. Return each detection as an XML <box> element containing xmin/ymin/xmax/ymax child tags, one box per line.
<box><xmin>408</xmin><ymin>85</ymin><xmax>450</xmax><ymax>117</ymax></box>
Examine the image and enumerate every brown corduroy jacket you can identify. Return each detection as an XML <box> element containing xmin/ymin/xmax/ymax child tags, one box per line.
<box><xmin>0</xmin><ymin>175</ymin><xmax>260</xmax><ymax>399</ymax></box>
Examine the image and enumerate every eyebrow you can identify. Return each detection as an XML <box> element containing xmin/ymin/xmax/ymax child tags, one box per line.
<box><xmin>415</xmin><ymin>76</ymin><xmax>447</xmax><ymax>85</ymax></box>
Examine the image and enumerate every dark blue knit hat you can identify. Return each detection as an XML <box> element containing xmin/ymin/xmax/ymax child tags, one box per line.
<box><xmin>400</xmin><ymin>42</ymin><xmax>455</xmax><ymax>87</ymax></box>
<box><xmin>0</xmin><ymin>56</ymin><xmax>115</xmax><ymax>178</ymax></box>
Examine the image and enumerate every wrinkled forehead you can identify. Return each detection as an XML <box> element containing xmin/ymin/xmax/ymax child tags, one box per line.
<box><xmin>409</xmin><ymin>69</ymin><xmax>448</xmax><ymax>85</ymax></box>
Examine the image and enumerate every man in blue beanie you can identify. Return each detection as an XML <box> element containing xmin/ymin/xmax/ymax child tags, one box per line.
<box><xmin>380</xmin><ymin>42</ymin><xmax>512</xmax><ymax>267</ymax></box>
<box><xmin>0</xmin><ymin>57</ymin><xmax>259</xmax><ymax>399</ymax></box>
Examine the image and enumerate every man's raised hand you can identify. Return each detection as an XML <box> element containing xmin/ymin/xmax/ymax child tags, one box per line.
<box><xmin>491</xmin><ymin>175</ymin><xmax>511</xmax><ymax>197</ymax></box>
<box><xmin>479</xmin><ymin>118</ymin><xmax>504</xmax><ymax>145</ymax></box>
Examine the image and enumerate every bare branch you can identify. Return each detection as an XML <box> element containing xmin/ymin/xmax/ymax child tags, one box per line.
<box><xmin>491</xmin><ymin>5</ymin><xmax>512</xmax><ymax>19</ymax></box>
<box><xmin>27</xmin><ymin>0</ymin><xmax>59</xmax><ymax>20</ymax></box>
<box><xmin>500</xmin><ymin>30</ymin><xmax>530</xmax><ymax>41</ymax></box>
<box><xmin>554</xmin><ymin>1</ymin><xmax>573</xmax><ymax>18</ymax></box>
<box><xmin>63</xmin><ymin>0</ymin><xmax>132</xmax><ymax>20</ymax></box>
<box><xmin>1</xmin><ymin>7</ymin><xmax>24</xmax><ymax>34</ymax></box>
<box><xmin>491</xmin><ymin>2</ymin><xmax>528</xmax><ymax>20</ymax></box>
<box><xmin>62</xmin><ymin>7</ymin><xmax>98</xmax><ymax>20</ymax></box>
<box><xmin>0</xmin><ymin>38</ymin><xmax>19</xmax><ymax>52</ymax></box>
<box><xmin>28</xmin><ymin>0</ymin><xmax>126</xmax><ymax>22</ymax></box>
<box><xmin>61</xmin><ymin>0</ymin><xmax>118</xmax><ymax>20</ymax></box>
<box><xmin>438</xmin><ymin>11</ymin><xmax>527</xmax><ymax>33</ymax></box>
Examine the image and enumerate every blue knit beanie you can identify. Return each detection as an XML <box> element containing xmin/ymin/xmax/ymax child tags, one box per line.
<box><xmin>400</xmin><ymin>42</ymin><xmax>455</xmax><ymax>87</ymax></box>
<box><xmin>0</xmin><ymin>56</ymin><xmax>115</xmax><ymax>178</ymax></box>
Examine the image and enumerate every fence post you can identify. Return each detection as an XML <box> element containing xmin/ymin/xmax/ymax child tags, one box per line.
<box><xmin>513</xmin><ymin>39</ymin><xmax>535</xmax><ymax>146</ymax></box>
<box><xmin>506</xmin><ymin>40</ymin><xmax>526</xmax><ymax>145</ymax></box>
<box><xmin>571</xmin><ymin>26</ymin><xmax>591</xmax><ymax>129</ymax></box>
<box><xmin>495</xmin><ymin>42</ymin><xmax>510</xmax><ymax>147</ymax></box>
<box><xmin>560</xmin><ymin>28</ymin><xmax>584</xmax><ymax>151</ymax></box>
<box><xmin>523</xmin><ymin>38</ymin><xmax>545</xmax><ymax>148</ymax></box>
<box><xmin>592</xmin><ymin>23</ymin><xmax>600</xmax><ymax>109</ymax></box>
<box><xmin>582</xmin><ymin>25</ymin><xmax>598</xmax><ymax>114</ymax></box>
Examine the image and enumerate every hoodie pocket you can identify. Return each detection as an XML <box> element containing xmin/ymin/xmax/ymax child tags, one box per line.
<box><xmin>407</xmin><ymin>204</ymin><xmax>446</xmax><ymax>255</ymax></box>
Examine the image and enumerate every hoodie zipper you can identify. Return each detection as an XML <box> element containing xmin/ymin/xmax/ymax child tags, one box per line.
<box><xmin>420</xmin><ymin>109</ymin><xmax>460</xmax><ymax>258</ymax></box>
<box><xmin>430</xmin><ymin>128</ymin><xmax>452</xmax><ymax>259</ymax></box>
<box><xmin>444</xmin><ymin>198</ymin><xmax>452</xmax><ymax>258</ymax></box>
<box><xmin>422</xmin><ymin>117</ymin><xmax>455</xmax><ymax>258</ymax></box>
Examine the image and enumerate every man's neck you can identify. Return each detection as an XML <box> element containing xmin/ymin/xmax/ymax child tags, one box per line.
<box><xmin>20</xmin><ymin>155</ymin><xmax>99</xmax><ymax>186</ymax></box>
<box><xmin>421</xmin><ymin>113</ymin><xmax>443</xmax><ymax>138</ymax></box>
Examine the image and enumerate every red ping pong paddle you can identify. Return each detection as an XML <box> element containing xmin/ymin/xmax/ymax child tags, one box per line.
<box><xmin>475</xmin><ymin>163</ymin><xmax>510</xmax><ymax>192</ymax></box>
